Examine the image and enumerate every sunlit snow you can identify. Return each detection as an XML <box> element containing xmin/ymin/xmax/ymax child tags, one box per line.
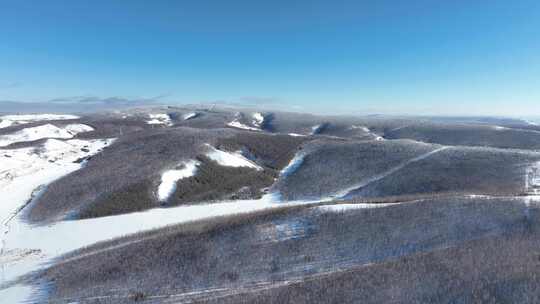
<box><xmin>227</xmin><ymin>120</ymin><xmax>260</xmax><ymax>131</ymax></box>
<box><xmin>252</xmin><ymin>112</ymin><xmax>265</xmax><ymax>127</ymax></box>
<box><xmin>0</xmin><ymin>137</ymin><xmax>115</xmax><ymax>302</ymax></box>
<box><xmin>147</xmin><ymin>113</ymin><xmax>172</xmax><ymax>126</ymax></box>
<box><xmin>279</xmin><ymin>152</ymin><xmax>304</xmax><ymax>178</ymax></box>
<box><xmin>0</xmin><ymin>124</ymin><xmax>94</xmax><ymax>147</ymax></box>
<box><xmin>183</xmin><ymin>112</ymin><xmax>199</xmax><ymax>120</ymax></box>
<box><xmin>205</xmin><ymin>144</ymin><xmax>262</xmax><ymax>170</ymax></box>
<box><xmin>311</xmin><ymin>124</ymin><xmax>323</xmax><ymax>135</ymax></box>
<box><xmin>157</xmin><ymin>160</ymin><xmax>200</xmax><ymax>201</ymax></box>
<box><xmin>317</xmin><ymin>203</ymin><xmax>400</xmax><ymax>212</ymax></box>
<box><xmin>0</xmin><ymin>114</ymin><xmax>79</xmax><ymax>129</ymax></box>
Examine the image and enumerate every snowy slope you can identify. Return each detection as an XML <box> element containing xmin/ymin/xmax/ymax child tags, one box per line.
<box><xmin>311</xmin><ymin>124</ymin><xmax>323</xmax><ymax>135</ymax></box>
<box><xmin>0</xmin><ymin>124</ymin><xmax>94</xmax><ymax>147</ymax></box>
<box><xmin>183</xmin><ymin>112</ymin><xmax>199</xmax><ymax>120</ymax></box>
<box><xmin>227</xmin><ymin>120</ymin><xmax>260</xmax><ymax>131</ymax></box>
<box><xmin>252</xmin><ymin>112</ymin><xmax>265</xmax><ymax>127</ymax></box>
<box><xmin>0</xmin><ymin>120</ymin><xmax>13</xmax><ymax>129</ymax></box>
<box><xmin>157</xmin><ymin>160</ymin><xmax>200</xmax><ymax>201</ymax></box>
<box><xmin>0</xmin><ymin>137</ymin><xmax>115</xmax><ymax>295</ymax></box>
<box><xmin>0</xmin><ymin>138</ymin><xmax>114</xmax><ymax>226</ymax></box>
<box><xmin>205</xmin><ymin>145</ymin><xmax>262</xmax><ymax>170</ymax></box>
<box><xmin>0</xmin><ymin>114</ymin><xmax>79</xmax><ymax>129</ymax></box>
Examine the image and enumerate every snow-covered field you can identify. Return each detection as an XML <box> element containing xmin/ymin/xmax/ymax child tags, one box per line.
<box><xmin>0</xmin><ymin>114</ymin><xmax>114</xmax><ymax>302</ymax></box>
<box><xmin>0</xmin><ymin>137</ymin><xmax>115</xmax><ymax>301</ymax></box>
<box><xmin>0</xmin><ymin>114</ymin><xmax>79</xmax><ymax>129</ymax></box>
<box><xmin>0</xmin><ymin>124</ymin><xmax>94</xmax><ymax>147</ymax></box>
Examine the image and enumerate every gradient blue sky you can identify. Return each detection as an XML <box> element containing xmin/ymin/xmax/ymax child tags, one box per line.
<box><xmin>1</xmin><ymin>0</ymin><xmax>540</xmax><ymax>115</ymax></box>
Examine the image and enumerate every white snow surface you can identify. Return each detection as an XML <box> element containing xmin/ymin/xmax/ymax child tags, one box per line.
<box><xmin>317</xmin><ymin>203</ymin><xmax>400</xmax><ymax>212</ymax></box>
<box><xmin>157</xmin><ymin>160</ymin><xmax>200</xmax><ymax>201</ymax></box>
<box><xmin>252</xmin><ymin>112</ymin><xmax>265</xmax><ymax>127</ymax></box>
<box><xmin>205</xmin><ymin>144</ymin><xmax>262</xmax><ymax>170</ymax></box>
<box><xmin>0</xmin><ymin>114</ymin><xmax>79</xmax><ymax>129</ymax></box>
<box><xmin>311</xmin><ymin>124</ymin><xmax>323</xmax><ymax>135</ymax></box>
<box><xmin>0</xmin><ymin>124</ymin><xmax>94</xmax><ymax>147</ymax></box>
<box><xmin>350</xmin><ymin>125</ymin><xmax>384</xmax><ymax>140</ymax></box>
<box><xmin>350</xmin><ymin>125</ymin><xmax>370</xmax><ymax>133</ymax></box>
<box><xmin>183</xmin><ymin>112</ymin><xmax>199</xmax><ymax>120</ymax></box>
<box><xmin>0</xmin><ymin>137</ymin><xmax>115</xmax><ymax>302</ymax></box>
<box><xmin>279</xmin><ymin>152</ymin><xmax>305</xmax><ymax>179</ymax></box>
<box><xmin>227</xmin><ymin>120</ymin><xmax>260</xmax><ymax>131</ymax></box>
<box><xmin>0</xmin><ymin>120</ymin><xmax>14</xmax><ymax>129</ymax></box>
<box><xmin>64</xmin><ymin>124</ymin><xmax>94</xmax><ymax>134</ymax></box>
<box><xmin>288</xmin><ymin>133</ymin><xmax>306</xmax><ymax>137</ymax></box>
<box><xmin>147</xmin><ymin>113</ymin><xmax>172</xmax><ymax>126</ymax></box>
<box><xmin>0</xmin><ymin>285</ymin><xmax>35</xmax><ymax>304</ymax></box>
<box><xmin>0</xmin><ymin>138</ymin><xmax>114</xmax><ymax>224</ymax></box>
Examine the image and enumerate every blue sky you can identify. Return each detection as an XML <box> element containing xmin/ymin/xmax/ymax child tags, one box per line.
<box><xmin>1</xmin><ymin>0</ymin><xmax>540</xmax><ymax>116</ymax></box>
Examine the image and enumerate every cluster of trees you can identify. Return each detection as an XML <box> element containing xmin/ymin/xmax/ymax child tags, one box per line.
<box><xmin>40</xmin><ymin>195</ymin><xmax>534</xmax><ymax>303</ymax></box>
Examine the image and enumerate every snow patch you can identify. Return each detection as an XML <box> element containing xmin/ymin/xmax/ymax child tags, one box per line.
<box><xmin>350</xmin><ymin>125</ymin><xmax>384</xmax><ymax>140</ymax></box>
<box><xmin>64</xmin><ymin>124</ymin><xmax>94</xmax><ymax>134</ymax></box>
<box><xmin>0</xmin><ymin>124</ymin><xmax>94</xmax><ymax>147</ymax></box>
<box><xmin>317</xmin><ymin>203</ymin><xmax>400</xmax><ymax>212</ymax></box>
<box><xmin>0</xmin><ymin>114</ymin><xmax>79</xmax><ymax>129</ymax></box>
<box><xmin>0</xmin><ymin>120</ymin><xmax>14</xmax><ymax>129</ymax></box>
<box><xmin>350</xmin><ymin>125</ymin><xmax>370</xmax><ymax>133</ymax></box>
<box><xmin>205</xmin><ymin>145</ymin><xmax>262</xmax><ymax>170</ymax></box>
<box><xmin>227</xmin><ymin>120</ymin><xmax>260</xmax><ymax>131</ymax></box>
<box><xmin>147</xmin><ymin>113</ymin><xmax>172</xmax><ymax>126</ymax></box>
<box><xmin>183</xmin><ymin>112</ymin><xmax>199</xmax><ymax>120</ymax></box>
<box><xmin>280</xmin><ymin>152</ymin><xmax>304</xmax><ymax>178</ymax></box>
<box><xmin>252</xmin><ymin>112</ymin><xmax>265</xmax><ymax>127</ymax></box>
<box><xmin>311</xmin><ymin>124</ymin><xmax>324</xmax><ymax>135</ymax></box>
<box><xmin>288</xmin><ymin>133</ymin><xmax>306</xmax><ymax>137</ymax></box>
<box><xmin>157</xmin><ymin>160</ymin><xmax>200</xmax><ymax>201</ymax></box>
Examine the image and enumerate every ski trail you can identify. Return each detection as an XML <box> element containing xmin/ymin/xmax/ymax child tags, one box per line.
<box><xmin>338</xmin><ymin>146</ymin><xmax>449</xmax><ymax>198</ymax></box>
